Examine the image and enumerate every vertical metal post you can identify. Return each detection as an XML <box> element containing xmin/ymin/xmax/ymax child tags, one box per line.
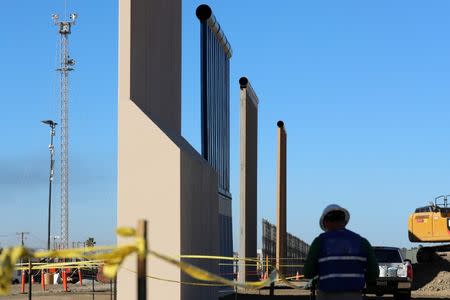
<box><xmin>92</xmin><ymin>266</ymin><xmax>95</xmax><ymax>299</ymax></box>
<box><xmin>46</xmin><ymin>122</ymin><xmax>56</xmax><ymax>251</ymax></box>
<box><xmin>113</xmin><ymin>276</ymin><xmax>117</xmax><ymax>300</ymax></box>
<box><xmin>28</xmin><ymin>260</ymin><xmax>32</xmax><ymax>300</ymax></box>
<box><xmin>137</xmin><ymin>220</ymin><xmax>148</xmax><ymax>300</ymax></box>
<box><xmin>276</xmin><ymin>121</ymin><xmax>287</xmax><ymax>275</ymax></box>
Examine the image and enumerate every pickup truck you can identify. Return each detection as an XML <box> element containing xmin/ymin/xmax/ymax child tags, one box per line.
<box><xmin>366</xmin><ymin>246</ymin><xmax>413</xmax><ymax>300</ymax></box>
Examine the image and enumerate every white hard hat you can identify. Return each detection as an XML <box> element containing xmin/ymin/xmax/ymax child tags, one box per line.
<box><xmin>320</xmin><ymin>204</ymin><xmax>350</xmax><ymax>231</ymax></box>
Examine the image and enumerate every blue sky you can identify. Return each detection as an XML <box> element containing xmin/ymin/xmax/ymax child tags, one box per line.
<box><xmin>1</xmin><ymin>1</ymin><xmax>450</xmax><ymax>250</ymax></box>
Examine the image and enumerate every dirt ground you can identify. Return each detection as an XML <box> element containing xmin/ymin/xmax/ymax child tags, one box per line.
<box><xmin>222</xmin><ymin>293</ymin><xmax>450</xmax><ymax>300</ymax></box>
<box><xmin>2</xmin><ymin>256</ymin><xmax>450</xmax><ymax>300</ymax></box>
<box><xmin>413</xmin><ymin>253</ymin><xmax>450</xmax><ymax>293</ymax></box>
<box><xmin>222</xmin><ymin>290</ymin><xmax>449</xmax><ymax>299</ymax></box>
<box><xmin>0</xmin><ymin>282</ymin><xmax>114</xmax><ymax>300</ymax></box>
<box><xmin>0</xmin><ymin>286</ymin><xmax>448</xmax><ymax>300</ymax></box>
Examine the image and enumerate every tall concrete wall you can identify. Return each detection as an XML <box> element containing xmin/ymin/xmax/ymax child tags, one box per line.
<box><xmin>239</xmin><ymin>77</ymin><xmax>259</xmax><ymax>282</ymax></box>
<box><xmin>130</xmin><ymin>0</ymin><xmax>181</xmax><ymax>134</ymax></box>
<box><xmin>118</xmin><ymin>99</ymin><xmax>181</xmax><ymax>300</ymax></box>
<box><xmin>118</xmin><ymin>1</ymin><xmax>219</xmax><ymax>299</ymax></box>
<box><xmin>180</xmin><ymin>151</ymin><xmax>219</xmax><ymax>299</ymax></box>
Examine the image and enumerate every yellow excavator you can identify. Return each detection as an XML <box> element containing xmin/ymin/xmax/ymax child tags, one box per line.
<box><xmin>408</xmin><ymin>195</ymin><xmax>450</xmax><ymax>263</ymax></box>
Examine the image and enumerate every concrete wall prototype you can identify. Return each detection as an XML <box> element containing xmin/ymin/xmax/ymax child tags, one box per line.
<box><xmin>130</xmin><ymin>0</ymin><xmax>181</xmax><ymax>134</ymax></box>
<box><xmin>118</xmin><ymin>0</ymin><xmax>219</xmax><ymax>299</ymax></box>
<box><xmin>118</xmin><ymin>100</ymin><xmax>181</xmax><ymax>300</ymax></box>
<box><xmin>238</xmin><ymin>77</ymin><xmax>259</xmax><ymax>282</ymax></box>
<box><xmin>180</xmin><ymin>151</ymin><xmax>219</xmax><ymax>299</ymax></box>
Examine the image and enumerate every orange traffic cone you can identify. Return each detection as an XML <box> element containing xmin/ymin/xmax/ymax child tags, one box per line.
<box><xmin>41</xmin><ymin>270</ymin><xmax>45</xmax><ymax>291</ymax></box>
<box><xmin>62</xmin><ymin>270</ymin><xmax>68</xmax><ymax>292</ymax></box>
<box><xmin>78</xmin><ymin>268</ymin><xmax>83</xmax><ymax>286</ymax></box>
<box><xmin>20</xmin><ymin>271</ymin><xmax>25</xmax><ymax>294</ymax></box>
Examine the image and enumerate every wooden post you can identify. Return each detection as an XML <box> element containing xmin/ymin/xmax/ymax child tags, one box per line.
<box><xmin>113</xmin><ymin>276</ymin><xmax>117</xmax><ymax>300</ymax></box>
<box><xmin>265</xmin><ymin>255</ymin><xmax>269</xmax><ymax>278</ymax></box>
<box><xmin>28</xmin><ymin>260</ymin><xmax>32</xmax><ymax>300</ymax></box>
<box><xmin>137</xmin><ymin>220</ymin><xmax>148</xmax><ymax>300</ymax></box>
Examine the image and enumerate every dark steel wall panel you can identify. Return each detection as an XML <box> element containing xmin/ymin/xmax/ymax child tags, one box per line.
<box><xmin>198</xmin><ymin>6</ymin><xmax>233</xmax><ymax>280</ymax></box>
<box><xmin>200</xmin><ymin>22</ymin><xmax>231</xmax><ymax>195</ymax></box>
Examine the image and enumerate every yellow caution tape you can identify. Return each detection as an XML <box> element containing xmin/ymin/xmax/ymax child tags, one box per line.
<box><xmin>276</xmin><ymin>273</ymin><xmax>305</xmax><ymax>289</ymax></box>
<box><xmin>152</xmin><ymin>250</ymin><xmax>306</xmax><ymax>289</ymax></box>
<box><xmin>116</xmin><ymin>227</ymin><xmax>136</xmax><ymax>237</ymax></box>
<box><xmin>123</xmin><ymin>267</ymin><xmax>228</xmax><ymax>287</ymax></box>
<box><xmin>0</xmin><ymin>227</ymin><xmax>141</xmax><ymax>295</ymax></box>
<box><xmin>180</xmin><ymin>255</ymin><xmax>259</xmax><ymax>262</ymax></box>
<box><xmin>0</xmin><ymin>247</ymin><xmax>29</xmax><ymax>294</ymax></box>
<box><xmin>0</xmin><ymin>225</ymin><xmax>305</xmax><ymax>295</ymax></box>
<box><xmin>15</xmin><ymin>260</ymin><xmax>105</xmax><ymax>271</ymax></box>
<box><xmin>150</xmin><ymin>249</ymin><xmax>277</xmax><ymax>289</ymax></box>
<box><xmin>218</xmin><ymin>263</ymin><xmax>304</xmax><ymax>267</ymax></box>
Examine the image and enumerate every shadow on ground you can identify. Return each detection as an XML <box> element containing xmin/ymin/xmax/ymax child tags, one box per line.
<box><xmin>220</xmin><ymin>293</ymin><xmax>444</xmax><ymax>300</ymax></box>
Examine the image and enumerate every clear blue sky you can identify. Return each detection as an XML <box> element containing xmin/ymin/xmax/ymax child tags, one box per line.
<box><xmin>1</xmin><ymin>0</ymin><xmax>450</xmax><ymax>250</ymax></box>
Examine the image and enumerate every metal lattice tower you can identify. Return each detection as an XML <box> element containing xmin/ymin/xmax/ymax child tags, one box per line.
<box><xmin>52</xmin><ymin>12</ymin><xmax>77</xmax><ymax>249</ymax></box>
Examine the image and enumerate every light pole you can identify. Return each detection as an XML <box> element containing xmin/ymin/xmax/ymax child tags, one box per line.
<box><xmin>42</xmin><ymin>120</ymin><xmax>57</xmax><ymax>250</ymax></box>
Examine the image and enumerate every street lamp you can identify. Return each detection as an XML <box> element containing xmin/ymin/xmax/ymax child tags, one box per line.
<box><xmin>42</xmin><ymin>120</ymin><xmax>57</xmax><ymax>250</ymax></box>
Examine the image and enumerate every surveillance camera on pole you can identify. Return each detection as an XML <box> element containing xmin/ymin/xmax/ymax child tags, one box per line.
<box><xmin>51</xmin><ymin>11</ymin><xmax>78</xmax><ymax>249</ymax></box>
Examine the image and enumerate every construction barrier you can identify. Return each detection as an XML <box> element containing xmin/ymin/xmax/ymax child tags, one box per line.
<box><xmin>20</xmin><ymin>271</ymin><xmax>25</xmax><ymax>294</ymax></box>
<box><xmin>0</xmin><ymin>223</ymin><xmax>306</xmax><ymax>296</ymax></box>
<box><xmin>41</xmin><ymin>270</ymin><xmax>45</xmax><ymax>291</ymax></box>
<box><xmin>78</xmin><ymin>268</ymin><xmax>83</xmax><ymax>286</ymax></box>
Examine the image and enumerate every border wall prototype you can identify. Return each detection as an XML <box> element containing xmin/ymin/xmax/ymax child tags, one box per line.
<box><xmin>118</xmin><ymin>1</ymin><xmax>222</xmax><ymax>299</ymax></box>
<box><xmin>262</xmin><ymin>219</ymin><xmax>310</xmax><ymax>277</ymax></box>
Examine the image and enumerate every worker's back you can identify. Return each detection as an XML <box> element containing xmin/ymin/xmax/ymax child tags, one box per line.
<box><xmin>318</xmin><ymin>228</ymin><xmax>366</xmax><ymax>293</ymax></box>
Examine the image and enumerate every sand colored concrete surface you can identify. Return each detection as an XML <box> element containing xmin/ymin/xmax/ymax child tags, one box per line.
<box><xmin>239</xmin><ymin>77</ymin><xmax>259</xmax><ymax>283</ymax></box>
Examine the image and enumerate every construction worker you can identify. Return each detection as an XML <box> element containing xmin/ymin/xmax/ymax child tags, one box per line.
<box><xmin>304</xmin><ymin>204</ymin><xmax>379</xmax><ymax>300</ymax></box>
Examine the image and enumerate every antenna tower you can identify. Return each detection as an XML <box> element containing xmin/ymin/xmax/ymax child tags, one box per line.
<box><xmin>52</xmin><ymin>11</ymin><xmax>77</xmax><ymax>249</ymax></box>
